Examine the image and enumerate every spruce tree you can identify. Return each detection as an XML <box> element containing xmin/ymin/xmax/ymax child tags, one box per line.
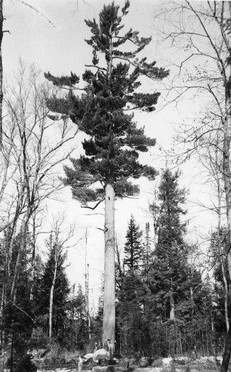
<box><xmin>156</xmin><ymin>169</ymin><xmax>186</xmax><ymax>254</ymax></box>
<box><xmin>117</xmin><ymin>272</ymin><xmax>150</xmax><ymax>356</ymax></box>
<box><xmin>124</xmin><ymin>216</ymin><xmax>143</xmax><ymax>273</ymax></box>
<box><xmin>117</xmin><ymin>217</ymin><xmax>151</xmax><ymax>355</ymax></box>
<box><xmin>148</xmin><ymin>169</ymin><xmax>188</xmax><ymax>322</ymax></box>
<box><xmin>65</xmin><ymin>285</ymin><xmax>89</xmax><ymax>350</ymax></box>
<box><xmin>45</xmin><ymin>1</ymin><xmax>168</xmax><ymax>348</ymax></box>
<box><xmin>3</xmin><ymin>233</ymin><xmax>35</xmax><ymax>370</ymax></box>
<box><xmin>147</xmin><ymin>169</ymin><xmax>211</xmax><ymax>355</ymax></box>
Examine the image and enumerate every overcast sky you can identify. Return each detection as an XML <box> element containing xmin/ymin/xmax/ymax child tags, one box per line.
<box><xmin>4</xmin><ymin>0</ymin><xmax>215</xmax><ymax>310</ymax></box>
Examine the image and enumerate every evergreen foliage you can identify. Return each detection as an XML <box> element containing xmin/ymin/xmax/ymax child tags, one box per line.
<box><xmin>45</xmin><ymin>1</ymin><xmax>168</xmax><ymax>346</ymax></box>
<box><xmin>115</xmin><ymin>169</ymin><xmax>215</xmax><ymax>357</ymax></box>
<box><xmin>1</xmin><ymin>1</ymin><xmax>225</xmax><ymax>365</ymax></box>
<box><xmin>124</xmin><ymin>216</ymin><xmax>143</xmax><ymax>272</ymax></box>
<box><xmin>0</xmin><ymin>171</ymin><xmax>222</xmax><ymax>362</ymax></box>
<box><xmin>117</xmin><ymin>272</ymin><xmax>150</xmax><ymax>356</ymax></box>
<box><xmin>91</xmin><ymin>284</ymin><xmax>104</xmax><ymax>347</ymax></box>
<box><xmin>116</xmin><ymin>216</ymin><xmax>151</xmax><ymax>356</ymax></box>
<box><xmin>2</xmin><ymin>232</ymin><xmax>35</xmax><ymax>371</ymax></box>
<box><xmin>155</xmin><ymin>169</ymin><xmax>187</xmax><ymax>252</ymax></box>
<box><xmin>35</xmin><ymin>235</ymin><xmax>70</xmax><ymax>343</ymax></box>
<box><xmin>146</xmin><ymin>169</ymin><xmax>213</xmax><ymax>355</ymax></box>
<box><xmin>45</xmin><ymin>1</ymin><xmax>169</xmax><ymax>203</ymax></box>
<box><xmin>64</xmin><ymin>285</ymin><xmax>89</xmax><ymax>350</ymax></box>
<box><xmin>148</xmin><ymin>169</ymin><xmax>189</xmax><ymax>320</ymax></box>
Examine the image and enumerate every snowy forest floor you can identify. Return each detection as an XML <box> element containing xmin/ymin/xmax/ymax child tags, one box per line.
<box><xmin>31</xmin><ymin>356</ymin><xmax>231</xmax><ymax>372</ymax></box>
<box><xmin>2</xmin><ymin>355</ymin><xmax>230</xmax><ymax>372</ymax></box>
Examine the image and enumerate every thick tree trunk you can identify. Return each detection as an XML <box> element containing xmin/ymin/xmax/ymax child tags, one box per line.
<box><xmin>221</xmin><ymin>133</ymin><xmax>231</xmax><ymax>372</ymax></box>
<box><xmin>223</xmin><ymin>112</ymin><xmax>231</xmax><ymax>281</ymax></box>
<box><xmin>221</xmin><ymin>52</ymin><xmax>231</xmax><ymax>370</ymax></box>
<box><xmin>102</xmin><ymin>183</ymin><xmax>115</xmax><ymax>352</ymax></box>
<box><xmin>220</xmin><ymin>24</ymin><xmax>231</xmax><ymax>366</ymax></box>
<box><xmin>217</xmin><ymin>174</ymin><xmax>230</xmax><ymax>332</ymax></box>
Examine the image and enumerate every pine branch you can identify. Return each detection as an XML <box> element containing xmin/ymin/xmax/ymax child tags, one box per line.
<box><xmin>80</xmin><ymin>198</ymin><xmax>104</xmax><ymax>210</ymax></box>
<box><xmin>85</xmin><ymin>64</ymin><xmax>107</xmax><ymax>72</ymax></box>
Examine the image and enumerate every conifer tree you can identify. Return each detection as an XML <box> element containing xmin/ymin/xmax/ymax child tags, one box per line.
<box><xmin>74</xmin><ymin>285</ymin><xmax>88</xmax><ymax>349</ymax></box>
<box><xmin>147</xmin><ymin>169</ymin><xmax>211</xmax><ymax>355</ymax></box>
<box><xmin>124</xmin><ymin>216</ymin><xmax>143</xmax><ymax>273</ymax></box>
<box><xmin>117</xmin><ymin>217</ymin><xmax>151</xmax><ymax>355</ymax></box>
<box><xmin>65</xmin><ymin>284</ymin><xmax>89</xmax><ymax>350</ymax></box>
<box><xmin>2</xmin><ymin>232</ymin><xmax>35</xmax><ymax>370</ymax></box>
<box><xmin>117</xmin><ymin>272</ymin><xmax>149</xmax><ymax>356</ymax></box>
<box><xmin>143</xmin><ymin>222</ymin><xmax>152</xmax><ymax>278</ymax></box>
<box><xmin>45</xmin><ymin>1</ymin><xmax>168</xmax><ymax>348</ymax></box>
<box><xmin>35</xmin><ymin>236</ymin><xmax>69</xmax><ymax>343</ymax></box>
<box><xmin>148</xmin><ymin>169</ymin><xmax>188</xmax><ymax>322</ymax></box>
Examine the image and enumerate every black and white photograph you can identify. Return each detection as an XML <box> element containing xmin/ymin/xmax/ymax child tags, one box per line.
<box><xmin>1</xmin><ymin>1</ymin><xmax>231</xmax><ymax>371</ymax></box>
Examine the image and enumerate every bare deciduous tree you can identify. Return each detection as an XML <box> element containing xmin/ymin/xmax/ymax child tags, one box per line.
<box><xmin>155</xmin><ymin>2</ymin><xmax>231</xmax><ymax>369</ymax></box>
<box><xmin>4</xmin><ymin>63</ymin><xmax>77</xmax><ymax>302</ymax></box>
<box><xmin>0</xmin><ymin>62</ymin><xmax>78</xmax><ymax>352</ymax></box>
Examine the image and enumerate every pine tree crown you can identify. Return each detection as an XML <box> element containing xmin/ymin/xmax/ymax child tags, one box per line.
<box><xmin>45</xmin><ymin>1</ymin><xmax>169</xmax><ymax>204</ymax></box>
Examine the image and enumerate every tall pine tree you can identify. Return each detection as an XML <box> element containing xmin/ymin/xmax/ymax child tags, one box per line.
<box><xmin>45</xmin><ymin>1</ymin><xmax>168</xmax><ymax>348</ymax></box>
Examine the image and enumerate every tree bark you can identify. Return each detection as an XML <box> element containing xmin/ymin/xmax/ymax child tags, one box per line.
<box><xmin>223</xmin><ymin>82</ymin><xmax>231</xmax><ymax>283</ymax></box>
<box><xmin>10</xmin><ymin>209</ymin><xmax>31</xmax><ymax>303</ymax></box>
<box><xmin>49</xmin><ymin>249</ymin><xmax>58</xmax><ymax>340</ymax></box>
<box><xmin>222</xmin><ymin>30</ymin><xmax>231</xmax><ymax>369</ymax></box>
<box><xmin>102</xmin><ymin>183</ymin><xmax>115</xmax><ymax>351</ymax></box>
<box><xmin>170</xmin><ymin>291</ymin><xmax>175</xmax><ymax>321</ymax></box>
<box><xmin>221</xmin><ymin>257</ymin><xmax>229</xmax><ymax>332</ymax></box>
<box><xmin>216</xmin><ymin>171</ymin><xmax>229</xmax><ymax>332</ymax></box>
<box><xmin>221</xmin><ymin>325</ymin><xmax>231</xmax><ymax>372</ymax></box>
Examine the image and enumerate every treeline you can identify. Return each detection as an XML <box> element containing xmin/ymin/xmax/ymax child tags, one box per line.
<box><xmin>0</xmin><ymin>63</ymin><xmax>78</xmax><ymax>370</ymax></box>
<box><xmin>0</xmin><ymin>167</ymin><xmax>227</xmax><ymax>369</ymax></box>
<box><xmin>0</xmin><ymin>225</ymin><xmax>83</xmax><ymax>368</ymax></box>
<box><xmin>115</xmin><ymin>169</ymin><xmax>223</xmax><ymax>358</ymax></box>
<box><xmin>0</xmin><ymin>219</ymin><xmax>104</xmax><ymax>368</ymax></box>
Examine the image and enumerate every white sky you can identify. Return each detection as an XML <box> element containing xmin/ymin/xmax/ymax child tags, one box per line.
<box><xmin>4</xmin><ymin>0</ymin><xmax>216</xmax><ymax>310</ymax></box>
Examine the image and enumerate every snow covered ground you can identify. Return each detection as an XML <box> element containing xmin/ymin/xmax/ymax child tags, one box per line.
<box><xmin>32</xmin><ymin>356</ymin><xmax>225</xmax><ymax>372</ymax></box>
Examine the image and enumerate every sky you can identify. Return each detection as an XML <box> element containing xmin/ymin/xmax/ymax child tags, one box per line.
<box><xmin>4</xmin><ymin>0</ymin><xmax>216</xmax><ymax>311</ymax></box>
